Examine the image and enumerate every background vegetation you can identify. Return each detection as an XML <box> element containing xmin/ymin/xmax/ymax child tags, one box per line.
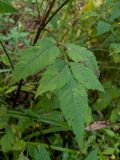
<box><xmin>0</xmin><ymin>0</ymin><xmax>120</xmax><ymax>159</ymax></box>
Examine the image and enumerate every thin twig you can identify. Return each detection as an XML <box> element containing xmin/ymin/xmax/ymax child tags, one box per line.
<box><xmin>35</xmin><ymin>0</ymin><xmax>40</xmax><ymax>17</ymax></box>
<box><xmin>13</xmin><ymin>79</ymin><xmax>23</xmax><ymax>108</ymax></box>
<box><xmin>0</xmin><ymin>40</ymin><xmax>14</xmax><ymax>70</ymax></box>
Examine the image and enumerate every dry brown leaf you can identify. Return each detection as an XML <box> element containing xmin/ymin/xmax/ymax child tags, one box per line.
<box><xmin>85</xmin><ymin>121</ymin><xmax>109</xmax><ymax>131</ymax></box>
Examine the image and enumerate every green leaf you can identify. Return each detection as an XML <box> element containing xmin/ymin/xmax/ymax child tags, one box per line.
<box><xmin>0</xmin><ymin>1</ymin><xmax>16</xmax><ymax>14</ymax></box>
<box><xmin>0</xmin><ymin>128</ymin><xmax>15</xmax><ymax>152</ymax></box>
<box><xmin>28</xmin><ymin>144</ymin><xmax>51</xmax><ymax>160</ymax></box>
<box><xmin>109</xmin><ymin>43</ymin><xmax>120</xmax><ymax>63</ymax></box>
<box><xmin>110</xmin><ymin>6</ymin><xmax>120</xmax><ymax>21</ymax></box>
<box><xmin>66</xmin><ymin>43</ymin><xmax>94</xmax><ymax>62</ymax></box>
<box><xmin>59</xmin><ymin>77</ymin><xmax>90</xmax><ymax>148</ymax></box>
<box><xmin>103</xmin><ymin>129</ymin><xmax>116</xmax><ymax>138</ymax></box>
<box><xmin>65</xmin><ymin>43</ymin><xmax>99</xmax><ymax>76</ymax></box>
<box><xmin>70</xmin><ymin>63</ymin><xmax>103</xmax><ymax>91</ymax></box>
<box><xmin>110</xmin><ymin>109</ymin><xmax>118</xmax><ymax>123</ymax></box>
<box><xmin>109</xmin><ymin>83</ymin><xmax>120</xmax><ymax>98</ymax></box>
<box><xmin>95</xmin><ymin>82</ymin><xmax>120</xmax><ymax>111</ymax></box>
<box><xmin>35</xmin><ymin>96</ymin><xmax>53</xmax><ymax>112</ymax></box>
<box><xmin>95</xmin><ymin>91</ymin><xmax>111</xmax><ymax>111</ymax></box>
<box><xmin>103</xmin><ymin>148</ymin><xmax>115</xmax><ymax>155</ymax></box>
<box><xmin>0</xmin><ymin>106</ymin><xmax>8</xmax><ymax>129</ymax></box>
<box><xmin>12</xmin><ymin>37</ymin><xmax>60</xmax><ymax>82</ymax></box>
<box><xmin>96</xmin><ymin>21</ymin><xmax>111</xmax><ymax>35</ymax></box>
<box><xmin>36</xmin><ymin>60</ymin><xmax>71</xmax><ymax>97</ymax></box>
<box><xmin>84</xmin><ymin>11</ymin><xmax>99</xmax><ymax>18</ymax></box>
<box><xmin>12</xmin><ymin>140</ymin><xmax>26</xmax><ymax>151</ymax></box>
<box><xmin>86</xmin><ymin>149</ymin><xmax>98</xmax><ymax>160</ymax></box>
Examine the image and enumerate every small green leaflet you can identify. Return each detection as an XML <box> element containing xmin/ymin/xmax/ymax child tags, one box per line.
<box><xmin>28</xmin><ymin>144</ymin><xmax>51</xmax><ymax>160</ymax></box>
<box><xmin>12</xmin><ymin>38</ymin><xmax>60</xmax><ymax>82</ymax></box>
<box><xmin>65</xmin><ymin>43</ymin><xmax>94</xmax><ymax>62</ymax></box>
<box><xmin>70</xmin><ymin>62</ymin><xmax>104</xmax><ymax>91</ymax></box>
<box><xmin>0</xmin><ymin>1</ymin><xmax>17</xmax><ymax>14</ymax></box>
<box><xmin>96</xmin><ymin>21</ymin><xmax>111</xmax><ymax>35</ymax></box>
<box><xmin>109</xmin><ymin>43</ymin><xmax>120</xmax><ymax>63</ymax></box>
<box><xmin>110</xmin><ymin>6</ymin><xmax>120</xmax><ymax>21</ymax></box>
<box><xmin>85</xmin><ymin>149</ymin><xmax>98</xmax><ymax>160</ymax></box>
<box><xmin>11</xmin><ymin>140</ymin><xmax>26</xmax><ymax>151</ymax></box>
<box><xmin>103</xmin><ymin>147</ymin><xmax>115</xmax><ymax>155</ymax></box>
<box><xmin>0</xmin><ymin>129</ymin><xmax>15</xmax><ymax>152</ymax></box>
<box><xmin>65</xmin><ymin>43</ymin><xmax>99</xmax><ymax>76</ymax></box>
<box><xmin>36</xmin><ymin>60</ymin><xmax>71</xmax><ymax>97</ymax></box>
<box><xmin>59</xmin><ymin>77</ymin><xmax>89</xmax><ymax>148</ymax></box>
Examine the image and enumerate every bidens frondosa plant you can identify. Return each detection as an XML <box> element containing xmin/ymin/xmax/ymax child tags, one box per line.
<box><xmin>0</xmin><ymin>0</ymin><xmax>120</xmax><ymax>160</ymax></box>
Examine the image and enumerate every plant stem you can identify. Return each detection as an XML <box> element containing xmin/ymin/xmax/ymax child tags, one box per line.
<box><xmin>13</xmin><ymin>79</ymin><xmax>23</xmax><ymax>108</ymax></box>
<box><xmin>0</xmin><ymin>40</ymin><xmax>14</xmax><ymax>70</ymax></box>
<box><xmin>35</xmin><ymin>0</ymin><xmax>40</xmax><ymax>17</ymax></box>
<box><xmin>32</xmin><ymin>0</ymin><xmax>56</xmax><ymax>45</ymax></box>
<box><xmin>45</xmin><ymin>0</ymin><xmax>70</xmax><ymax>26</ymax></box>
